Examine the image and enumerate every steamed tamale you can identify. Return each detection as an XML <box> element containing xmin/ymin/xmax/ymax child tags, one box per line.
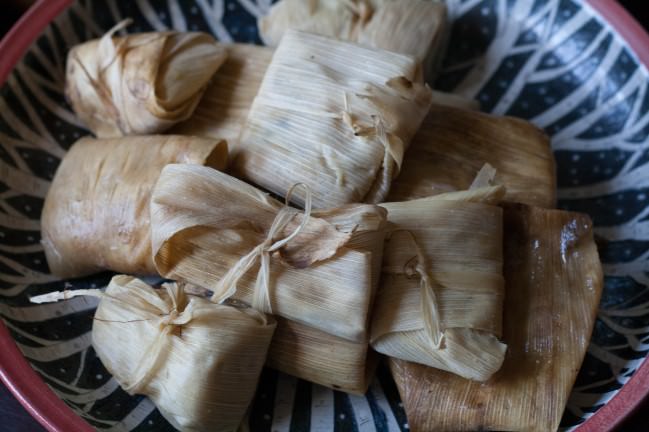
<box><xmin>172</xmin><ymin>44</ymin><xmax>273</xmax><ymax>151</ymax></box>
<box><xmin>41</xmin><ymin>136</ymin><xmax>227</xmax><ymax>278</ymax></box>
<box><xmin>66</xmin><ymin>23</ymin><xmax>227</xmax><ymax>137</ymax></box>
<box><xmin>234</xmin><ymin>30</ymin><xmax>432</xmax><ymax>208</ymax></box>
<box><xmin>259</xmin><ymin>0</ymin><xmax>448</xmax><ymax>78</ymax></box>
<box><xmin>390</xmin><ymin>204</ymin><xmax>603</xmax><ymax>432</ymax></box>
<box><xmin>150</xmin><ymin>164</ymin><xmax>387</xmax><ymax>342</ymax></box>
<box><xmin>388</xmin><ymin>104</ymin><xmax>556</xmax><ymax>208</ymax></box>
<box><xmin>267</xmin><ymin>317</ymin><xmax>378</xmax><ymax>394</ymax></box>
<box><xmin>371</xmin><ymin>186</ymin><xmax>507</xmax><ymax>381</ymax></box>
<box><xmin>33</xmin><ymin>276</ymin><xmax>275</xmax><ymax>432</ymax></box>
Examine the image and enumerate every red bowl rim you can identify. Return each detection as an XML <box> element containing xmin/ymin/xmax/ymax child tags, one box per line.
<box><xmin>0</xmin><ymin>0</ymin><xmax>648</xmax><ymax>431</ymax></box>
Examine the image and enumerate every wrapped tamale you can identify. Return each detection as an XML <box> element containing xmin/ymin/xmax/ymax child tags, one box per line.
<box><xmin>390</xmin><ymin>204</ymin><xmax>603</xmax><ymax>432</ymax></box>
<box><xmin>41</xmin><ymin>136</ymin><xmax>227</xmax><ymax>278</ymax></box>
<box><xmin>388</xmin><ymin>104</ymin><xmax>556</xmax><ymax>208</ymax></box>
<box><xmin>233</xmin><ymin>30</ymin><xmax>432</xmax><ymax>208</ymax></box>
<box><xmin>371</xmin><ymin>185</ymin><xmax>507</xmax><ymax>381</ymax></box>
<box><xmin>267</xmin><ymin>317</ymin><xmax>378</xmax><ymax>394</ymax></box>
<box><xmin>151</xmin><ymin>164</ymin><xmax>387</xmax><ymax>342</ymax></box>
<box><xmin>172</xmin><ymin>43</ymin><xmax>273</xmax><ymax>151</ymax></box>
<box><xmin>32</xmin><ymin>275</ymin><xmax>276</xmax><ymax>432</ymax></box>
<box><xmin>66</xmin><ymin>21</ymin><xmax>227</xmax><ymax>137</ymax></box>
<box><xmin>258</xmin><ymin>0</ymin><xmax>448</xmax><ymax>78</ymax></box>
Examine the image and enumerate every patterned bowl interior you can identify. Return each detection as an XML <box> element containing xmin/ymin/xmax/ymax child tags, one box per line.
<box><xmin>1</xmin><ymin>0</ymin><xmax>648</xmax><ymax>430</ymax></box>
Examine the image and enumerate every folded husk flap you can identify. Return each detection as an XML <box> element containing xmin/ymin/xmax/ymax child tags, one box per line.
<box><xmin>41</xmin><ymin>135</ymin><xmax>227</xmax><ymax>278</ymax></box>
<box><xmin>66</xmin><ymin>24</ymin><xmax>227</xmax><ymax>137</ymax></box>
<box><xmin>172</xmin><ymin>43</ymin><xmax>274</xmax><ymax>151</ymax></box>
<box><xmin>233</xmin><ymin>30</ymin><xmax>432</xmax><ymax>208</ymax></box>
<box><xmin>259</xmin><ymin>0</ymin><xmax>448</xmax><ymax>78</ymax></box>
<box><xmin>390</xmin><ymin>204</ymin><xmax>603</xmax><ymax>432</ymax></box>
<box><xmin>371</xmin><ymin>185</ymin><xmax>508</xmax><ymax>382</ymax></box>
<box><xmin>151</xmin><ymin>163</ymin><xmax>387</xmax><ymax>342</ymax></box>
<box><xmin>388</xmin><ymin>104</ymin><xmax>556</xmax><ymax>208</ymax></box>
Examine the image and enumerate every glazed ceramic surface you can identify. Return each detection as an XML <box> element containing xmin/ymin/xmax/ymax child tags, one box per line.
<box><xmin>0</xmin><ymin>0</ymin><xmax>648</xmax><ymax>430</ymax></box>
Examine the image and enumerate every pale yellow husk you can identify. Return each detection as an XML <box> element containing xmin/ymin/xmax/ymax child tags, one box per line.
<box><xmin>258</xmin><ymin>0</ymin><xmax>448</xmax><ymax>78</ymax></box>
<box><xmin>233</xmin><ymin>30</ymin><xmax>432</xmax><ymax>208</ymax></box>
<box><xmin>172</xmin><ymin>43</ymin><xmax>274</xmax><ymax>152</ymax></box>
<box><xmin>371</xmin><ymin>185</ymin><xmax>507</xmax><ymax>381</ymax></box>
<box><xmin>390</xmin><ymin>204</ymin><xmax>603</xmax><ymax>432</ymax></box>
<box><xmin>150</xmin><ymin>163</ymin><xmax>387</xmax><ymax>342</ymax></box>
<box><xmin>267</xmin><ymin>317</ymin><xmax>378</xmax><ymax>394</ymax></box>
<box><xmin>388</xmin><ymin>104</ymin><xmax>556</xmax><ymax>208</ymax></box>
<box><xmin>65</xmin><ymin>23</ymin><xmax>227</xmax><ymax>137</ymax></box>
<box><xmin>32</xmin><ymin>275</ymin><xmax>275</xmax><ymax>432</ymax></box>
<box><xmin>41</xmin><ymin>136</ymin><xmax>227</xmax><ymax>278</ymax></box>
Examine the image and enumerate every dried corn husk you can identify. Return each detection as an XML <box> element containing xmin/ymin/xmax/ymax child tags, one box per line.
<box><xmin>233</xmin><ymin>30</ymin><xmax>432</xmax><ymax>208</ymax></box>
<box><xmin>259</xmin><ymin>0</ymin><xmax>448</xmax><ymax>78</ymax></box>
<box><xmin>388</xmin><ymin>104</ymin><xmax>556</xmax><ymax>208</ymax></box>
<box><xmin>371</xmin><ymin>184</ymin><xmax>507</xmax><ymax>381</ymax></box>
<box><xmin>150</xmin><ymin>163</ymin><xmax>387</xmax><ymax>342</ymax></box>
<box><xmin>172</xmin><ymin>43</ymin><xmax>273</xmax><ymax>151</ymax></box>
<box><xmin>32</xmin><ymin>275</ymin><xmax>275</xmax><ymax>432</ymax></box>
<box><xmin>41</xmin><ymin>136</ymin><xmax>227</xmax><ymax>278</ymax></box>
<box><xmin>267</xmin><ymin>317</ymin><xmax>378</xmax><ymax>394</ymax></box>
<box><xmin>66</xmin><ymin>21</ymin><xmax>227</xmax><ymax>137</ymax></box>
<box><xmin>390</xmin><ymin>204</ymin><xmax>603</xmax><ymax>432</ymax></box>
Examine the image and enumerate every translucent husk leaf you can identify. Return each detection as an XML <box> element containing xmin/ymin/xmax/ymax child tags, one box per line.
<box><xmin>258</xmin><ymin>0</ymin><xmax>448</xmax><ymax>79</ymax></box>
<box><xmin>41</xmin><ymin>136</ymin><xmax>227</xmax><ymax>278</ymax></box>
<box><xmin>233</xmin><ymin>30</ymin><xmax>432</xmax><ymax>208</ymax></box>
<box><xmin>267</xmin><ymin>317</ymin><xmax>378</xmax><ymax>394</ymax></box>
<box><xmin>388</xmin><ymin>104</ymin><xmax>557</xmax><ymax>208</ymax></box>
<box><xmin>33</xmin><ymin>275</ymin><xmax>276</xmax><ymax>432</ymax></box>
<box><xmin>172</xmin><ymin>43</ymin><xmax>274</xmax><ymax>152</ymax></box>
<box><xmin>65</xmin><ymin>27</ymin><xmax>227</xmax><ymax>137</ymax></box>
<box><xmin>150</xmin><ymin>163</ymin><xmax>387</xmax><ymax>342</ymax></box>
<box><xmin>371</xmin><ymin>185</ymin><xmax>507</xmax><ymax>381</ymax></box>
<box><xmin>390</xmin><ymin>204</ymin><xmax>603</xmax><ymax>432</ymax></box>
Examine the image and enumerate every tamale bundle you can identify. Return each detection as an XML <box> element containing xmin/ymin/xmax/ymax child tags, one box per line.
<box><xmin>371</xmin><ymin>184</ymin><xmax>508</xmax><ymax>381</ymax></box>
<box><xmin>172</xmin><ymin>44</ymin><xmax>274</xmax><ymax>151</ymax></box>
<box><xmin>234</xmin><ymin>30</ymin><xmax>432</xmax><ymax>208</ymax></box>
<box><xmin>388</xmin><ymin>104</ymin><xmax>556</xmax><ymax>208</ymax></box>
<box><xmin>41</xmin><ymin>136</ymin><xmax>227</xmax><ymax>278</ymax></box>
<box><xmin>267</xmin><ymin>317</ymin><xmax>378</xmax><ymax>394</ymax></box>
<box><xmin>66</xmin><ymin>21</ymin><xmax>227</xmax><ymax>137</ymax></box>
<box><xmin>32</xmin><ymin>275</ymin><xmax>276</xmax><ymax>432</ymax></box>
<box><xmin>390</xmin><ymin>204</ymin><xmax>603</xmax><ymax>432</ymax></box>
<box><xmin>150</xmin><ymin>163</ymin><xmax>387</xmax><ymax>342</ymax></box>
<box><xmin>258</xmin><ymin>0</ymin><xmax>448</xmax><ymax>78</ymax></box>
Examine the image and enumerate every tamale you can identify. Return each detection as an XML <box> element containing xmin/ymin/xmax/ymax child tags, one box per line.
<box><xmin>267</xmin><ymin>317</ymin><xmax>378</xmax><ymax>394</ymax></box>
<box><xmin>371</xmin><ymin>185</ymin><xmax>507</xmax><ymax>381</ymax></box>
<box><xmin>66</xmin><ymin>22</ymin><xmax>227</xmax><ymax>138</ymax></box>
<box><xmin>150</xmin><ymin>163</ymin><xmax>387</xmax><ymax>342</ymax></box>
<box><xmin>234</xmin><ymin>30</ymin><xmax>432</xmax><ymax>208</ymax></box>
<box><xmin>258</xmin><ymin>0</ymin><xmax>448</xmax><ymax>78</ymax></box>
<box><xmin>390</xmin><ymin>204</ymin><xmax>603</xmax><ymax>432</ymax></box>
<box><xmin>172</xmin><ymin>43</ymin><xmax>273</xmax><ymax>151</ymax></box>
<box><xmin>388</xmin><ymin>104</ymin><xmax>556</xmax><ymax>208</ymax></box>
<box><xmin>32</xmin><ymin>275</ymin><xmax>276</xmax><ymax>432</ymax></box>
<box><xmin>41</xmin><ymin>136</ymin><xmax>227</xmax><ymax>278</ymax></box>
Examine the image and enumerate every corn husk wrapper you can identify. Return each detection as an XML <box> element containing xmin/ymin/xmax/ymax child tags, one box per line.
<box><xmin>150</xmin><ymin>163</ymin><xmax>387</xmax><ymax>342</ymax></box>
<box><xmin>66</xmin><ymin>23</ymin><xmax>227</xmax><ymax>137</ymax></box>
<box><xmin>234</xmin><ymin>30</ymin><xmax>432</xmax><ymax>208</ymax></box>
<box><xmin>267</xmin><ymin>317</ymin><xmax>378</xmax><ymax>394</ymax></box>
<box><xmin>32</xmin><ymin>275</ymin><xmax>276</xmax><ymax>432</ymax></box>
<box><xmin>41</xmin><ymin>136</ymin><xmax>227</xmax><ymax>278</ymax></box>
<box><xmin>388</xmin><ymin>104</ymin><xmax>556</xmax><ymax>208</ymax></box>
<box><xmin>390</xmin><ymin>204</ymin><xmax>603</xmax><ymax>432</ymax></box>
<box><xmin>258</xmin><ymin>0</ymin><xmax>448</xmax><ymax>78</ymax></box>
<box><xmin>172</xmin><ymin>43</ymin><xmax>273</xmax><ymax>151</ymax></box>
<box><xmin>371</xmin><ymin>185</ymin><xmax>507</xmax><ymax>381</ymax></box>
